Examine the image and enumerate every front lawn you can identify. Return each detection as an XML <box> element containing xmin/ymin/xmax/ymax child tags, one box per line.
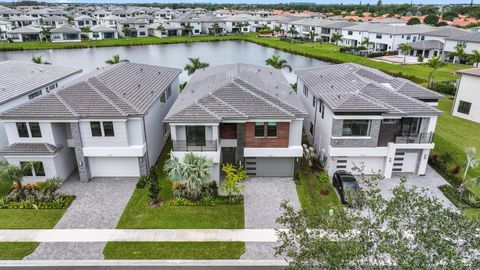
<box><xmin>103</xmin><ymin>242</ymin><xmax>245</xmax><ymax>260</ymax></box>
<box><xmin>0</xmin><ymin>242</ymin><xmax>38</xmax><ymax>260</ymax></box>
<box><xmin>116</xmin><ymin>142</ymin><xmax>244</xmax><ymax>229</ymax></box>
<box><xmin>0</xmin><ymin>209</ymin><xmax>65</xmax><ymax>229</ymax></box>
<box><xmin>294</xmin><ymin>158</ymin><xmax>342</xmax><ymax>214</ymax></box>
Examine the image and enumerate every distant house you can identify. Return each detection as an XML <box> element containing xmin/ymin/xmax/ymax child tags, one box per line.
<box><xmin>50</xmin><ymin>25</ymin><xmax>81</xmax><ymax>43</ymax></box>
<box><xmin>444</xmin><ymin>32</ymin><xmax>480</xmax><ymax>63</ymax></box>
<box><xmin>165</xmin><ymin>64</ymin><xmax>307</xmax><ymax>181</ymax></box>
<box><xmin>0</xmin><ymin>63</ymin><xmax>181</xmax><ymax>183</ymax></box>
<box><xmin>8</xmin><ymin>15</ymin><xmax>39</xmax><ymax>28</ymax></box>
<box><xmin>42</xmin><ymin>16</ymin><xmax>68</xmax><ymax>28</ymax></box>
<box><xmin>0</xmin><ymin>61</ymin><xmax>81</xmax><ymax>155</ymax></box>
<box><xmin>297</xmin><ymin>63</ymin><xmax>443</xmax><ymax>178</ymax></box>
<box><xmin>0</xmin><ymin>19</ymin><xmax>12</xmax><ymax>40</ymax></box>
<box><xmin>7</xmin><ymin>25</ymin><xmax>42</xmax><ymax>42</ymax></box>
<box><xmin>89</xmin><ymin>25</ymin><xmax>118</xmax><ymax>40</ymax></box>
<box><xmin>452</xmin><ymin>68</ymin><xmax>480</xmax><ymax>123</ymax></box>
<box><xmin>74</xmin><ymin>15</ymin><xmax>97</xmax><ymax>29</ymax></box>
<box><xmin>118</xmin><ymin>17</ymin><xmax>150</xmax><ymax>37</ymax></box>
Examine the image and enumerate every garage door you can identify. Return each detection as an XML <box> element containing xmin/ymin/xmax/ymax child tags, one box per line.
<box><xmin>393</xmin><ymin>151</ymin><xmax>419</xmax><ymax>173</ymax></box>
<box><xmin>88</xmin><ymin>157</ymin><xmax>140</xmax><ymax>177</ymax></box>
<box><xmin>334</xmin><ymin>157</ymin><xmax>386</xmax><ymax>175</ymax></box>
<box><xmin>245</xmin><ymin>157</ymin><xmax>294</xmax><ymax>177</ymax></box>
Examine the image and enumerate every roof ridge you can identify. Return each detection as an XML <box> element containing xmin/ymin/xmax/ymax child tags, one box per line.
<box><xmin>233</xmin><ymin>79</ymin><xmax>295</xmax><ymax>118</ymax></box>
<box><xmin>85</xmin><ymin>79</ymin><xmax>129</xmax><ymax>116</ymax></box>
<box><xmin>54</xmin><ymin>91</ymin><xmax>79</xmax><ymax>118</ymax></box>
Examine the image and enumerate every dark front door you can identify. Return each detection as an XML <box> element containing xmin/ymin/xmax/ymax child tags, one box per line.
<box><xmin>221</xmin><ymin>147</ymin><xmax>236</xmax><ymax>165</ymax></box>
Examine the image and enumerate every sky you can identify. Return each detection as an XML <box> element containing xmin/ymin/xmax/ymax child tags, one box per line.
<box><xmin>43</xmin><ymin>0</ymin><xmax>473</xmax><ymax>5</ymax></box>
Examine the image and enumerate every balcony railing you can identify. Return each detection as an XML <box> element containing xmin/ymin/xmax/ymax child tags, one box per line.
<box><xmin>394</xmin><ymin>133</ymin><xmax>434</xmax><ymax>144</ymax></box>
<box><xmin>172</xmin><ymin>140</ymin><xmax>217</xmax><ymax>152</ymax></box>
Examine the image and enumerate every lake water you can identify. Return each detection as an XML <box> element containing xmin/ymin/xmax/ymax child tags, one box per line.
<box><xmin>0</xmin><ymin>40</ymin><xmax>329</xmax><ymax>83</ymax></box>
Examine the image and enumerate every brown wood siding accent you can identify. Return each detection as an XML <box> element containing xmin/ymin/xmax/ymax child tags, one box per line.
<box><xmin>220</xmin><ymin>123</ymin><xmax>237</xmax><ymax>139</ymax></box>
<box><xmin>244</xmin><ymin>122</ymin><xmax>289</xmax><ymax>148</ymax></box>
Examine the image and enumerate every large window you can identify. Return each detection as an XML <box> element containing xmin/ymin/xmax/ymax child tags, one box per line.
<box><xmin>342</xmin><ymin>120</ymin><xmax>371</xmax><ymax>137</ymax></box>
<box><xmin>255</xmin><ymin>122</ymin><xmax>265</xmax><ymax>137</ymax></box>
<box><xmin>16</xmin><ymin>122</ymin><xmax>29</xmax><ymax>138</ymax></box>
<box><xmin>103</xmin><ymin>122</ymin><xmax>115</xmax><ymax>137</ymax></box>
<box><xmin>34</xmin><ymin>162</ymin><xmax>45</xmax><ymax>176</ymax></box>
<box><xmin>90</xmin><ymin>122</ymin><xmax>102</xmax><ymax>137</ymax></box>
<box><xmin>186</xmin><ymin>126</ymin><xmax>206</xmax><ymax>146</ymax></box>
<box><xmin>457</xmin><ymin>100</ymin><xmax>472</xmax><ymax>115</ymax></box>
<box><xmin>267</xmin><ymin>122</ymin><xmax>277</xmax><ymax>137</ymax></box>
<box><xmin>20</xmin><ymin>162</ymin><xmax>33</xmax><ymax>176</ymax></box>
<box><xmin>20</xmin><ymin>161</ymin><xmax>45</xmax><ymax>177</ymax></box>
<box><xmin>400</xmin><ymin>118</ymin><xmax>422</xmax><ymax>135</ymax></box>
<box><xmin>90</xmin><ymin>121</ymin><xmax>115</xmax><ymax>137</ymax></box>
<box><xmin>29</xmin><ymin>123</ymin><xmax>42</xmax><ymax>137</ymax></box>
<box><xmin>16</xmin><ymin>122</ymin><xmax>41</xmax><ymax>138</ymax></box>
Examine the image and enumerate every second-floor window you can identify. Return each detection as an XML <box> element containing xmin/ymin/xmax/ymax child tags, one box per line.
<box><xmin>457</xmin><ymin>100</ymin><xmax>472</xmax><ymax>115</ymax></box>
<box><xmin>267</xmin><ymin>122</ymin><xmax>277</xmax><ymax>137</ymax></box>
<box><xmin>342</xmin><ymin>120</ymin><xmax>371</xmax><ymax>137</ymax></box>
<box><xmin>90</xmin><ymin>121</ymin><xmax>115</xmax><ymax>137</ymax></box>
<box><xmin>28</xmin><ymin>90</ymin><xmax>42</xmax><ymax>100</ymax></box>
<box><xmin>376</xmin><ymin>34</ymin><xmax>382</xmax><ymax>39</ymax></box>
<box><xmin>255</xmin><ymin>122</ymin><xmax>264</xmax><ymax>137</ymax></box>
<box><xmin>348</xmin><ymin>30</ymin><xmax>353</xmax><ymax>35</ymax></box>
<box><xmin>160</xmin><ymin>93</ymin><xmax>166</xmax><ymax>106</ymax></box>
<box><xmin>303</xmin><ymin>85</ymin><xmax>309</xmax><ymax>97</ymax></box>
<box><xmin>16</xmin><ymin>122</ymin><xmax>41</xmax><ymax>138</ymax></box>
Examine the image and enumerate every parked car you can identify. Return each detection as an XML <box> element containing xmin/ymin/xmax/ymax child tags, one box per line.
<box><xmin>332</xmin><ymin>170</ymin><xmax>360</xmax><ymax>205</ymax></box>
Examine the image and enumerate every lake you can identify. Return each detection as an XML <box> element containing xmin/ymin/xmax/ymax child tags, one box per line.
<box><xmin>0</xmin><ymin>40</ymin><xmax>329</xmax><ymax>83</ymax></box>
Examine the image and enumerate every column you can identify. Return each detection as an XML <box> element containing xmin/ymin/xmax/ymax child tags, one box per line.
<box><xmin>70</xmin><ymin>122</ymin><xmax>91</xmax><ymax>183</ymax></box>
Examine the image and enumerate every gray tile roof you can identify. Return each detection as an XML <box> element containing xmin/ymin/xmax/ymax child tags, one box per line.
<box><xmin>296</xmin><ymin>63</ymin><xmax>443</xmax><ymax>116</ymax></box>
<box><xmin>50</xmin><ymin>25</ymin><xmax>80</xmax><ymax>34</ymax></box>
<box><xmin>43</xmin><ymin>16</ymin><xmax>68</xmax><ymax>22</ymax></box>
<box><xmin>0</xmin><ymin>61</ymin><xmax>81</xmax><ymax>105</ymax></box>
<box><xmin>408</xmin><ymin>40</ymin><xmax>444</xmax><ymax>50</ymax></box>
<box><xmin>165</xmin><ymin>64</ymin><xmax>307</xmax><ymax>123</ymax></box>
<box><xmin>423</xmin><ymin>26</ymin><xmax>469</xmax><ymax>37</ymax></box>
<box><xmin>343</xmin><ymin>23</ymin><xmax>433</xmax><ymax>35</ymax></box>
<box><xmin>445</xmin><ymin>32</ymin><xmax>480</xmax><ymax>43</ymax></box>
<box><xmin>1</xmin><ymin>62</ymin><xmax>181</xmax><ymax>120</ymax></box>
<box><xmin>0</xmin><ymin>143</ymin><xmax>63</xmax><ymax>156</ymax></box>
<box><xmin>9</xmin><ymin>25</ymin><xmax>41</xmax><ymax>34</ymax></box>
<box><xmin>456</xmin><ymin>67</ymin><xmax>480</xmax><ymax>77</ymax></box>
<box><xmin>90</xmin><ymin>25</ymin><xmax>116</xmax><ymax>32</ymax></box>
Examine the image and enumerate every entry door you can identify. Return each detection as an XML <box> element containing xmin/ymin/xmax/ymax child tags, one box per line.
<box><xmin>402</xmin><ymin>152</ymin><xmax>419</xmax><ymax>173</ymax></box>
<box><xmin>221</xmin><ymin>147</ymin><xmax>236</xmax><ymax>165</ymax></box>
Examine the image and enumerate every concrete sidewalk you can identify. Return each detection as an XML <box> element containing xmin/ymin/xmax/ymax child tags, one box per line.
<box><xmin>0</xmin><ymin>229</ymin><xmax>279</xmax><ymax>243</ymax></box>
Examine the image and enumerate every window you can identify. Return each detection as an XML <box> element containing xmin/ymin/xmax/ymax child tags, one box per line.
<box><xmin>267</xmin><ymin>122</ymin><xmax>277</xmax><ymax>137</ymax></box>
<box><xmin>90</xmin><ymin>122</ymin><xmax>102</xmax><ymax>137</ymax></box>
<box><xmin>166</xmin><ymin>85</ymin><xmax>172</xmax><ymax>99</ymax></box>
<box><xmin>457</xmin><ymin>100</ymin><xmax>472</xmax><ymax>115</ymax></box>
<box><xmin>160</xmin><ymin>93</ymin><xmax>166</xmax><ymax>105</ymax></box>
<box><xmin>103</xmin><ymin>122</ymin><xmax>114</xmax><ymax>137</ymax></box>
<box><xmin>342</xmin><ymin>120</ymin><xmax>371</xmax><ymax>136</ymax></box>
<box><xmin>303</xmin><ymin>85</ymin><xmax>309</xmax><ymax>97</ymax></box>
<box><xmin>186</xmin><ymin>126</ymin><xmax>206</xmax><ymax>146</ymax></box>
<box><xmin>348</xmin><ymin>30</ymin><xmax>353</xmax><ymax>35</ymax></box>
<box><xmin>406</xmin><ymin>35</ymin><xmax>411</xmax><ymax>40</ymax></box>
<box><xmin>255</xmin><ymin>122</ymin><xmax>265</xmax><ymax>137</ymax></box>
<box><xmin>163</xmin><ymin>123</ymin><xmax>169</xmax><ymax>137</ymax></box>
<box><xmin>16</xmin><ymin>122</ymin><xmax>29</xmax><ymax>138</ymax></box>
<box><xmin>312</xmin><ymin>97</ymin><xmax>316</xmax><ymax>108</ymax></box>
<box><xmin>400</xmin><ymin>118</ymin><xmax>422</xmax><ymax>135</ymax></box>
<box><xmin>376</xmin><ymin>34</ymin><xmax>382</xmax><ymax>39</ymax></box>
<box><xmin>310</xmin><ymin>122</ymin><xmax>314</xmax><ymax>135</ymax></box>
<box><xmin>29</xmin><ymin>122</ymin><xmax>42</xmax><ymax>137</ymax></box>
<box><xmin>20</xmin><ymin>162</ymin><xmax>33</xmax><ymax>176</ymax></box>
<box><xmin>33</xmin><ymin>162</ymin><xmax>45</xmax><ymax>176</ymax></box>
<box><xmin>28</xmin><ymin>90</ymin><xmax>42</xmax><ymax>100</ymax></box>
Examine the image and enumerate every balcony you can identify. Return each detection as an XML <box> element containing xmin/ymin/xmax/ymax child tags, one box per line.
<box><xmin>394</xmin><ymin>133</ymin><xmax>434</xmax><ymax>144</ymax></box>
<box><xmin>172</xmin><ymin>140</ymin><xmax>217</xmax><ymax>152</ymax></box>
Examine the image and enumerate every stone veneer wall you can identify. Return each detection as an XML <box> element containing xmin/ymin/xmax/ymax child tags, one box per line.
<box><xmin>70</xmin><ymin>122</ymin><xmax>91</xmax><ymax>183</ymax></box>
<box><xmin>330</xmin><ymin>119</ymin><xmax>381</xmax><ymax>148</ymax></box>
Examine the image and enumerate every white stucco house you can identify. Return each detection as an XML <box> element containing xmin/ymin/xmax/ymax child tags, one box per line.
<box><xmin>452</xmin><ymin>68</ymin><xmax>480</xmax><ymax>123</ymax></box>
<box><xmin>89</xmin><ymin>25</ymin><xmax>118</xmax><ymax>40</ymax></box>
<box><xmin>165</xmin><ymin>64</ymin><xmax>307</xmax><ymax>182</ymax></box>
<box><xmin>0</xmin><ymin>62</ymin><xmax>181</xmax><ymax>183</ymax></box>
<box><xmin>50</xmin><ymin>25</ymin><xmax>81</xmax><ymax>43</ymax></box>
<box><xmin>297</xmin><ymin>63</ymin><xmax>444</xmax><ymax>178</ymax></box>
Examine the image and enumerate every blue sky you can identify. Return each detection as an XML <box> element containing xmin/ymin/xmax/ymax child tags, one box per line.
<box><xmin>46</xmin><ymin>1</ymin><xmax>472</xmax><ymax>5</ymax></box>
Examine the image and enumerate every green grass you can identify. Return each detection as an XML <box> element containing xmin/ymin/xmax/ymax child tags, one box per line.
<box><xmin>294</xmin><ymin>160</ymin><xmax>342</xmax><ymax>214</ymax></box>
<box><xmin>0</xmin><ymin>242</ymin><xmax>39</xmax><ymax>260</ymax></box>
<box><xmin>0</xmin><ymin>209</ymin><xmax>65</xmax><ymax>229</ymax></box>
<box><xmin>103</xmin><ymin>242</ymin><xmax>245</xmax><ymax>260</ymax></box>
<box><xmin>1</xmin><ymin>33</ymin><xmax>469</xmax><ymax>86</ymax></box>
<box><xmin>116</xmin><ymin>142</ymin><xmax>244</xmax><ymax>229</ymax></box>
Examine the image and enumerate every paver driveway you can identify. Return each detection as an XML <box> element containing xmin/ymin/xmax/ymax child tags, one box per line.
<box><xmin>25</xmin><ymin>173</ymin><xmax>137</xmax><ymax>260</ymax></box>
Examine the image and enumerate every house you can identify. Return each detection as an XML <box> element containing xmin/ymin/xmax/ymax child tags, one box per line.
<box><xmin>89</xmin><ymin>25</ymin><xmax>118</xmax><ymax>40</ymax></box>
<box><xmin>444</xmin><ymin>32</ymin><xmax>480</xmax><ymax>62</ymax></box>
<box><xmin>0</xmin><ymin>62</ymin><xmax>181</xmax><ymax>183</ymax></box>
<box><xmin>42</xmin><ymin>16</ymin><xmax>68</xmax><ymax>28</ymax></box>
<box><xmin>50</xmin><ymin>25</ymin><xmax>81</xmax><ymax>43</ymax></box>
<box><xmin>98</xmin><ymin>15</ymin><xmax>122</xmax><ymax>29</ymax></box>
<box><xmin>0</xmin><ymin>61</ymin><xmax>81</xmax><ymax>156</ymax></box>
<box><xmin>164</xmin><ymin>64</ymin><xmax>307</xmax><ymax>181</ymax></box>
<box><xmin>452</xmin><ymin>68</ymin><xmax>480</xmax><ymax>123</ymax></box>
<box><xmin>74</xmin><ymin>15</ymin><xmax>97</xmax><ymax>29</ymax></box>
<box><xmin>7</xmin><ymin>25</ymin><xmax>42</xmax><ymax>42</ymax></box>
<box><xmin>0</xmin><ymin>19</ymin><xmax>12</xmax><ymax>40</ymax></box>
<box><xmin>118</xmin><ymin>17</ymin><xmax>150</xmax><ymax>37</ymax></box>
<box><xmin>296</xmin><ymin>63</ymin><xmax>443</xmax><ymax>178</ymax></box>
<box><xmin>8</xmin><ymin>15</ymin><xmax>39</xmax><ymax>28</ymax></box>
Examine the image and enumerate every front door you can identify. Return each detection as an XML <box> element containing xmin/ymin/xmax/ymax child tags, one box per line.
<box><xmin>221</xmin><ymin>147</ymin><xmax>236</xmax><ymax>166</ymax></box>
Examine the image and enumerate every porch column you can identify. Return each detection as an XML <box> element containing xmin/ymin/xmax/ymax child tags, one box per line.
<box><xmin>236</xmin><ymin>123</ymin><xmax>245</xmax><ymax>166</ymax></box>
<box><xmin>384</xmin><ymin>143</ymin><xmax>396</xmax><ymax>179</ymax></box>
<box><xmin>70</xmin><ymin>122</ymin><xmax>91</xmax><ymax>183</ymax></box>
<box><xmin>417</xmin><ymin>149</ymin><xmax>430</xmax><ymax>176</ymax></box>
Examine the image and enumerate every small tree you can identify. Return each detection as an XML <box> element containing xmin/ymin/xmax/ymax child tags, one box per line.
<box><xmin>398</xmin><ymin>43</ymin><xmax>413</xmax><ymax>64</ymax></box>
<box><xmin>407</xmin><ymin>17</ymin><xmax>421</xmax><ymax>25</ymax></box>
<box><xmin>307</xmin><ymin>30</ymin><xmax>317</xmax><ymax>43</ymax></box>
<box><xmin>146</xmin><ymin>166</ymin><xmax>161</xmax><ymax>206</ymax></box>
<box><xmin>330</xmin><ymin>32</ymin><xmax>343</xmax><ymax>46</ymax></box>
<box><xmin>287</xmin><ymin>25</ymin><xmax>298</xmax><ymax>39</ymax></box>
<box><xmin>470</xmin><ymin>49</ymin><xmax>480</xmax><ymax>67</ymax></box>
<box><xmin>184</xmin><ymin>57</ymin><xmax>209</xmax><ymax>75</ymax></box>
<box><xmin>105</xmin><ymin>54</ymin><xmax>122</xmax><ymax>65</ymax></box>
<box><xmin>424</xmin><ymin>14</ymin><xmax>440</xmax><ymax>25</ymax></box>
<box><xmin>426</xmin><ymin>55</ymin><xmax>446</xmax><ymax>88</ymax></box>
<box><xmin>463</xmin><ymin>147</ymin><xmax>479</xmax><ymax>181</ymax></box>
<box><xmin>221</xmin><ymin>164</ymin><xmax>247</xmax><ymax>202</ymax></box>
<box><xmin>183</xmin><ymin>22</ymin><xmax>193</xmax><ymax>37</ymax></box>
<box><xmin>449</xmin><ymin>44</ymin><xmax>468</xmax><ymax>64</ymax></box>
<box><xmin>122</xmin><ymin>26</ymin><xmax>130</xmax><ymax>38</ymax></box>
<box><xmin>360</xmin><ymin>37</ymin><xmax>370</xmax><ymax>48</ymax></box>
<box><xmin>273</xmin><ymin>25</ymin><xmax>282</xmax><ymax>36</ymax></box>
<box><xmin>265</xmin><ymin>54</ymin><xmax>292</xmax><ymax>72</ymax></box>
<box><xmin>317</xmin><ymin>172</ymin><xmax>330</xmax><ymax>195</ymax></box>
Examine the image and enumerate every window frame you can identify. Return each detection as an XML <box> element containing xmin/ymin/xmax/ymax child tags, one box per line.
<box><xmin>28</xmin><ymin>90</ymin><xmax>42</xmax><ymax>100</ymax></box>
<box><xmin>267</xmin><ymin>122</ymin><xmax>277</xmax><ymax>138</ymax></box>
<box><xmin>33</xmin><ymin>161</ymin><xmax>45</xmax><ymax>176</ymax></box>
<box><xmin>160</xmin><ymin>92</ymin><xmax>166</xmax><ymax>106</ymax></box>
<box><xmin>102</xmin><ymin>122</ymin><xmax>115</xmax><ymax>137</ymax></box>
<box><xmin>457</xmin><ymin>100</ymin><xmax>472</xmax><ymax>115</ymax></box>
<box><xmin>90</xmin><ymin>121</ymin><xmax>103</xmax><ymax>137</ymax></box>
<box><xmin>29</xmin><ymin>122</ymin><xmax>42</xmax><ymax>138</ymax></box>
<box><xmin>254</xmin><ymin>122</ymin><xmax>265</xmax><ymax>138</ymax></box>
<box><xmin>341</xmin><ymin>120</ymin><xmax>371</xmax><ymax>137</ymax></box>
<box><xmin>16</xmin><ymin>122</ymin><xmax>29</xmax><ymax>138</ymax></box>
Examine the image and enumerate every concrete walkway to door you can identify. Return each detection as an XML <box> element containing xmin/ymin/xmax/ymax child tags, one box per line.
<box><xmin>24</xmin><ymin>173</ymin><xmax>137</xmax><ymax>260</ymax></box>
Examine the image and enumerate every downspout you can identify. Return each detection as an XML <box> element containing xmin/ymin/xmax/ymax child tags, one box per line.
<box><xmin>142</xmin><ymin>117</ymin><xmax>150</xmax><ymax>172</ymax></box>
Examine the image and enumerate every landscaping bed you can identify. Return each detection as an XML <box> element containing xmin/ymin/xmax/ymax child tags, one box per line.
<box><xmin>0</xmin><ymin>242</ymin><xmax>39</xmax><ymax>260</ymax></box>
<box><xmin>103</xmin><ymin>242</ymin><xmax>245</xmax><ymax>260</ymax></box>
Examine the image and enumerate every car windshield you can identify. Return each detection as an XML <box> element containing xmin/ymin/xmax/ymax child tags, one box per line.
<box><xmin>343</xmin><ymin>180</ymin><xmax>359</xmax><ymax>190</ymax></box>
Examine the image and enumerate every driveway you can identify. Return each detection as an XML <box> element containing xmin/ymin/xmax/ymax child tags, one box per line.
<box><xmin>25</xmin><ymin>173</ymin><xmax>137</xmax><ymax>260</ymax></box>
<box><xmin>360</xmin><ymin>166</ymin><xmax>456</xmax><ymax>210</ymax></box>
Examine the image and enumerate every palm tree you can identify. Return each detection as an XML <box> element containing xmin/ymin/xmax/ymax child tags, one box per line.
<box><xmin>184</xmin><ymin>57</ymin><xmax>209</xmax><ymax>75</ymax></box>
<box><xmin>31</xmin><ymin>56</ymin><xmax>43</xmax><ymax>64</ymax></box>
<box><xmin>183</xmin><ymin>22</ymin><xmax>193</xmax><ymax>37</ymax></box>
<box><xmin>449</xmin><ymin>44</ymin><xmax>468</xmax><ymax>64</ymax></box>
<box><xmin>463</xmin><ymin>147</ymin><xmax>479</xmax><ymax>181</ymax></box>
<box><xmin>235</xmin><ymin>22</ymin><xmax>245</xmax><ymax>34</ymax></box>
<box><xmin>469</xmin><ymin>49</ymin><xmax>480</xmax><ymax>67</ymax></box>
<box><xmin>181</xmin><ymin>153</ymin><xmax>212</xmax><ymax>197</ymax></box>
<box><xmin>211</xmin><ymin>23</ymin><xmax>220</xmax><ymax>36</ymax></box>
<box><xmin>157</xmin><ymin>23</ymin><xmax>165</xmax><ymax>37</ymax></box>
<box><xmin>40</xmin><ymin>27</ymin><xmax>51</xmax><ymax>42</ymax></box>
<box><xmin>398</xmin><ymin>43</ymin><xmax>413</xmax><ymax>64</ymax></box>
<box><xmin>122</xmin><ymin>26</ymin><xmax>130</xmax><ymax>38</ymax></box>
<box><xmin>330</xmin><ymin>32</ymin><xmax>343</xmax><ymax>46</ymax></box>
<box><xmin>164</xmin><ymin>151</ymin><xmax>183</xmax><ymax>182</ymax></box>
<box><xmin>105</xmin><ymin>55</ymin><xmax>123</xmax><ymax>65</ymax></box>
<box><xmin>361</xmin><ymin>37</ymin><xmax>371</xmax><ymax>48</ymax></box>
<box><xmin>273</xmin><ymin>25</ymin><xmax>282</xmax><ymax>36</ymax></box>
<box><xmin>426</xmin><ymin>55</ymin><xmax>446</xmax><ymax>88</ymax></box>
<box><xmin>308</xmin><ymin>30</ymin><xmax>317</xmax><ymax>42</ymax></box>
<box><xmin>265</xmin><ymin>55</ymin><xmax>292</xmax><ymax>72</ymax></box>
<box><xmin>287</xmin><ymin>25</ymin><xmax>298</xmax><ymax>38</ymax></box>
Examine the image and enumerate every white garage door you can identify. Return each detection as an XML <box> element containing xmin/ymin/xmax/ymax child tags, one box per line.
<box><xmin>88</xmin><ymin>157</ymin><xmax>140</xmax><ymax>177</ymax></box>
<box><xmin>335</xmin><ymin>157</ymin><xmax>386</xmax><ymax>175</ymax></box>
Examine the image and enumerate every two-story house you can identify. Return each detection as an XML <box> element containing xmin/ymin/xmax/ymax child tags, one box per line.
<box><xmin>452</xmin><ymin>67</ymin><xmax>480</xmax><ymax>123</ymax></box>
<box><xmin>0</xmin><ymin>62</ymin><xmax>181</xmax><ymax>183</ymax></box>
<box><xmin>297</xmin><ymin>63</ymin><xmax>443</xmax><ymax>178</ymax></box>
<box><xmin>164</xmin><ymin>64</ymin><xmax>307</xmax><ymax>181</ymax></box>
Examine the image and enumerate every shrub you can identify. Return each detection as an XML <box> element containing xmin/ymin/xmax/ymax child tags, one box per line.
<box><xmin>317</xmin><ymin>173</ymin><xmax>330</xmax><ymax>194</ymax></box>
<box><xmin>366</xmin><ymin>51</ymin><xmax>398</xmax><ymax>58</ymax></box>
<box><xmin>293</xmin><ymin>171</ymin><xmax>300</xmax><ymax>182</ymax></box>
<box><xmin>430</xmin><ymin>81</ymin><xmax>456</xmax><ymax>95</ymax></box>
<box><xmin>451</xmin><ymin>165</ymin><xmax>462</xmax><ymax>175</ymax></box>
<box><xmin>221</xmin><ymin>164</ymin><xmax>247</xmax><ymax>203</ymax></box>
<box><xmin>136</xmin><ymin>175</ymin><xmax>147</xmax><ymax>189</ymax></box>
<box><xmin>146</xmin><ymin>166</ymin><xmax>160</xmax><ymax>204</ymax></box>
<box><xmin>339</xmin><ymin>46</ymin><xmax>367</xmax><ymax>53</ymax></box>
<box><xmin>464</xmin><ymin>193</ymin><xmax>480</xmax><ymax>208</ymax></box>
<box><xmin>417</xmin><ymin>55</ymin><xmax>424</xmax><ymax>63</ymax></box>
